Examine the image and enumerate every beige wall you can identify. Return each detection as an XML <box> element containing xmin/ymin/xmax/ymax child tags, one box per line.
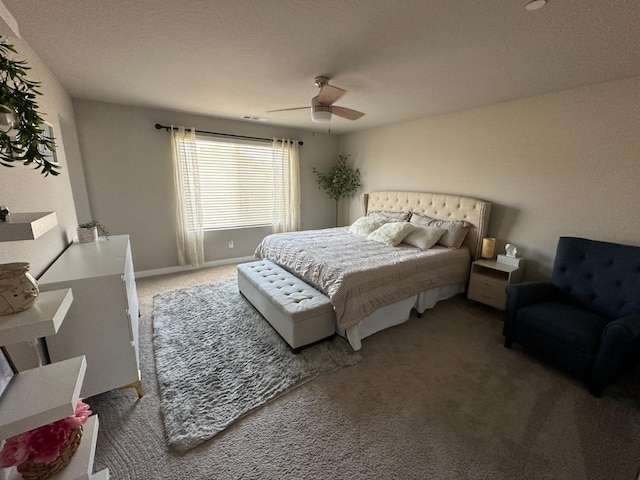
<box><xmin>72</xmin><ymin>100</ymin><xmax>339</xmax><ymax>273</ymax></box>
<box><xmin>339</xmin><ymin>77</ymin><xmax>640</xmax><ymax>280</ymax></box>
<box><xmin>0</xmin><ymin>36</ymin><xmax>83</xmax><ymax>277</ymax></box>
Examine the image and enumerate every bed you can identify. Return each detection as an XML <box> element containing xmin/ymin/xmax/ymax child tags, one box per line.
<box><xmin>254</xmin><ymin>191</ymin><xmax>492</xmax><ymax>350</ymax></box>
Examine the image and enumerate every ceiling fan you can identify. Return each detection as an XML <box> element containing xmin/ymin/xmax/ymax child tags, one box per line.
<box><xmin>268</xmin><ymin>76</ymin><xmax>365</xmax><ymax>123</ymax></box>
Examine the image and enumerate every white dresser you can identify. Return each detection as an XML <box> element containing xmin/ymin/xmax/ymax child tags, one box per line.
<box><xmin>38</xmin><ymin>235</ymin><xmax>142</xmax><ymax>398</ymax></box>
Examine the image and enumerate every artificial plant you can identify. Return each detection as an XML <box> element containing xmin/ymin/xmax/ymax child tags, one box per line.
<box><xmin>78</xmin><ymin>220</ymin><xmax>109</xmax><ymax>239</ymax></box>
<box><xmin>311</xmin><ymin>154</ymin><xmax>361</xmax><ymax>226</ymax></box>
<box><xmin>0</xmin><ymin>37</ymin><xmax>59</xmax><ymax>176</ymax></box>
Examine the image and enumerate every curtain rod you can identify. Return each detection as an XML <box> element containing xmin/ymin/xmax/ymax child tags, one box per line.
<box><xmin>154</xmin><ymin>123</ymin><xmax>303</xmax><ymax>146</ymax></box>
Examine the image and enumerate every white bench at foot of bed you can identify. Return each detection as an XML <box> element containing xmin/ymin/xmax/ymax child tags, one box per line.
<box><xmin>237</xmin><ymin>260</ymin><xmax>336</xmax><ymax>351</ymax></box>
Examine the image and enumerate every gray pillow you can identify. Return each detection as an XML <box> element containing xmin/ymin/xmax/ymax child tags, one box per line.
<box><xmin>368</xmin><ymin>210</ymin><xmax>411</xmax><ymax>223</ymax></box>
<box><xmin>402</xmin><ymin>225</ymin><xmax>447</xmax><ymax>250</ymax></box>
<box><xmin>410</xmin><ymin>212</ymin><xmax>470</xmax><ymax>248</ymax></box>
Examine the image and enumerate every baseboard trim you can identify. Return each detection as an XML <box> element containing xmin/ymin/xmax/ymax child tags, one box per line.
<box><xmin>136</xmin><ymin>255</ymin><xmax>256</xmax><ymax>278</ymax></box>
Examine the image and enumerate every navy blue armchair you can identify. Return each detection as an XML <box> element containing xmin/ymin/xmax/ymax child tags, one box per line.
<box><xmin>504</xmin><ymin>237</ymin><xmax>640</xmax><ymax>397</ymax></box>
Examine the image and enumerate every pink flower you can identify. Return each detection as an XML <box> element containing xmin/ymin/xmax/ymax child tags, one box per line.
<box><xmin>0</xmin><ymin>400</ymin><xmax>91</xmax><ymax>467</ymax></box>
<box><xmin>26</xmin><ymin>423</ymin><xmax>69</xmax><ymax>464</ymax></box>
<box><xmin>0</xmin><ymin>435</ymin><xmax>30</xmax><ymax>468</ymax></box>
<box><xmin>62</xmin><ymin>400</ymin><xmax>91</xmax><ymax>429</ymax></box>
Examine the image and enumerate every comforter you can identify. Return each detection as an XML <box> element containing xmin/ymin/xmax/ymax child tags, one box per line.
<box><xmin>255</xmin><ymin>227</ymin><xmax>470</xmax><ymax>330</ymax></box>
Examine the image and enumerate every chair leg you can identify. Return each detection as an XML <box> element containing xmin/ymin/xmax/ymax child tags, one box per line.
<box><xmin>589</xmin><ymin>384</ymin><xmax>603</xmax><ymax>398</ymax></box>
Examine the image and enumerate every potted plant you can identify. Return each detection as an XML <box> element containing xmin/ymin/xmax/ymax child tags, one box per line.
<box><xmin>311</xmin><ymin>154</ymin><xmax>361</xmax><ymax>226</ymax></box>
<box><xmin>0</xmin><ymin>36</ymin><xmax>59</xmax><ymax>176</ymax></box>
<box><xmin>77</xmin><ymin>220</ymin><xmax>109</xmax><ymax>243</ymax></box>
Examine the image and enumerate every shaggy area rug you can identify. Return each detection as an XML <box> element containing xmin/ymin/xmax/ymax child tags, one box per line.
<box><xmin>152</xmin><ymin>278</ymin><xmax>361</xmax><ymax>452</ymax></box>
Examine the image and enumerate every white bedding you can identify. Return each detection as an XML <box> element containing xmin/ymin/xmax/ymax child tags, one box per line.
<box><xmin>255</xmin><ymin>226</ymin><xmax>470</xmax><ymax>330</ymax></box>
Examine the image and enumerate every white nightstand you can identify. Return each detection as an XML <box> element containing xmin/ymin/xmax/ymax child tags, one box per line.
<box><xmin>467</xmin><ymin>259</ymin><xmax>524</xmax><ymax>310</ymax></box>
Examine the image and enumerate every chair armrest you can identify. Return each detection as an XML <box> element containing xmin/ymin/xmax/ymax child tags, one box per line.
<box><xmin>608</xmin><ymin>313</ymin><xmax>640</xmax><ymax>338</ymax></box>
<box><xmin>590</xmin><ymin>313</ymin><xmax>640</xmax><ymax>394</ymax></box>
<box><xmin>505</xmin><ymin>282</ymin><xmax>560</xmax><ymax>310</ymax></box>
<box><xmin>503</xmin><ymin>282</ymin><xmax>560</xmax><ymax>338</ymax></box>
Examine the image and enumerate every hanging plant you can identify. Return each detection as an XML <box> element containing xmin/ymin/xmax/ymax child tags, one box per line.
<box><xmin>0</xmin><ymin>37</ymin><xmax>59</xmax><ymax>176</ymax></box>
<box><xmin>311</xmin><ymin>154</ymin><xmax>361</xmax><ymax>226</ymax></box>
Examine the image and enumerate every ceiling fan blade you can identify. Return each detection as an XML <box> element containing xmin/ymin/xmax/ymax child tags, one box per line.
<box><xmin>317</xmin><ymin>84</ymin><xmax>346</xmax><ymax>105</ymax></box>
<box><xmin>267</xmin><ymin>106</ymin><xmax>310</xmax><ymax>113</ymax></box>
<box><xmin>331</xmin><ymin>106</ymin><xmax>365</xmax><ymax>120</ymax></box>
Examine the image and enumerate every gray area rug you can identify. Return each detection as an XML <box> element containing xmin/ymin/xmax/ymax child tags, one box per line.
<box><xmin>152</xmin><ymin>278</ymin><xmax>361</xmax><ymax>452</ymax></box>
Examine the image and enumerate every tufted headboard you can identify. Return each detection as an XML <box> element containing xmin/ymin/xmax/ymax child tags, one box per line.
<box><xmin>363</xmin><ymin>191</ymin><xmax>492</xmax><ymax>260</ymax></box>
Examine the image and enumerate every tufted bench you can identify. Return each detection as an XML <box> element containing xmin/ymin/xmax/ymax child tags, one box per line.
<box><xmin>237</xmin><ymin>260</ymin><xmax>336</xmax><ymax>351</ymax></box>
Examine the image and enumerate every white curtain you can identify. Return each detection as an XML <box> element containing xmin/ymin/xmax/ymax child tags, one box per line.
<box><xmin>271</xmin><ymin>138</ymin><xmax>301</xmax><ymax>233</ymax></box>
<box><xmin>171</xmin><ymin>126</ymin><xmax>205</xmax><ymax>266</ymax></box>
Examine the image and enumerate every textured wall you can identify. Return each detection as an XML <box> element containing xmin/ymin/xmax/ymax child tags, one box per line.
<box><xmin>72</xmin><ymin>100</ymin><xmax>339</xmax><ymax>273</ymax></box>
<box><xmin>0</xmin><ymin>36</ymin><xmax>83</xmax><ymax>278</ymax></box>
<box><xmin>339</xmin><ymin>77</ymin><xmax>640</xmax><ymax>280</ymax></box>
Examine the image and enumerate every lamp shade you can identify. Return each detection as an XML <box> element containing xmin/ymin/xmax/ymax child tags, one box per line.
<box><xmin>311</xmin><ymin>105</ymin><xmax>331</xmax><ymax>123</ymax></box>
<box><xmin>481</xmin><ymin>237</ymin><xmax>496</xmax><ymax>259</ymax></box>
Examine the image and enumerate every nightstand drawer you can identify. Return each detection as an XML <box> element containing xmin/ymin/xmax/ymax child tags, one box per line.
<box><xmin>469</xmin><ymin>273</ymin><xmax>506</xmax><ymax>290</ymax></box>
<box><xmin>467</xmin><ymin>282</ymin><xmax>507</xmax><ymax>309</ymax></box>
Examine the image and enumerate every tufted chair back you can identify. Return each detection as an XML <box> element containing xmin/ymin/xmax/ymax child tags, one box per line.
<box><xmin>552</xmin><ymin>237</ymin><xmax>640</xmax><ymax>320</ymax></box>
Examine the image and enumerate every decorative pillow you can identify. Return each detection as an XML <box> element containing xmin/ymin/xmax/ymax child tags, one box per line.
<box><xmin>367</xmin><ymin>222</ymin><xmax>415</xmax><ymax>247</ymax></box>
<box><xmin>349</xmin><ymin>216</ymin><xmax>386</xmax><ymax>236</ymax></box>
<box><xmin>402</xmin><ymin>225</ymin><xmax>447</xmax><ymax>250</ymax></box>
<box><xmin>368</xmin><ymin>210</ymin><xmax>412</xmax><ymax>223</ymax></box>
<box><xmin>410</xmin><ymin>212</ymin><xmax>470</xmax><ymax>248</ymax></box>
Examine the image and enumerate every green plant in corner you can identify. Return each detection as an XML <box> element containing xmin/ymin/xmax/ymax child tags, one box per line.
<box><xmin>78</xmin><ymin>220</ymin><xmax>109</xmax><ymax>239</ymax></box>
<box><xmin>311</xmin><ymin>154</ymin><xmax>361</xmax><ymax>226</ymax></box>
<box><xmin>0</xmin><ymin>37</ymin><xmax>59</xmax><ymax>176</ymax></box>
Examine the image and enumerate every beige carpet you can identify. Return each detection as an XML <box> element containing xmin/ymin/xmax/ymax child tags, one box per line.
<box><xmin>88</xmin><ymin>265</ymin><xmax>640</xmax><ymax>479</ymax></box>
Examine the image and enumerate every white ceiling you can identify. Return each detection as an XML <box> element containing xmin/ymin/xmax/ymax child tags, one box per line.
<box><xmin>3</xmin><ymin>0</ymin><xmax>640</xmax><ymax>135</ymax></box>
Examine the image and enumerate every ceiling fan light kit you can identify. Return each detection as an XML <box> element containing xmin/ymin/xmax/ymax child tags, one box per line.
<box><xmin>311</xmin><ymin>105</ymin><xmax>332</xmax><ymax>123</ymax></box>
<box><xmin>268</xmin><ymin>76</ymin><xmax>364</xmax><ymax>123</ymax></box>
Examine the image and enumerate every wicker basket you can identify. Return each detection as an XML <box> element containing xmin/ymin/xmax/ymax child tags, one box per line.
<box><xmin>17</xmin><ymin>426</ymin><xmax>83</xmax><ymax>480</ymax></box>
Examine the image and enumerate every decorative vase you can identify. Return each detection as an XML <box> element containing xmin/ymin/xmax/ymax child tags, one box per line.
<box><xmin>16</xmin><ymin>426</ymin><xmax>83</xmax><ymax>480</ymax></box>
<box><xmin>77</xmin><ymin>226</ymin><xmax>98</xmax><ymax>243</ymax></box>
<box><xmin>0</xmin><ymin>262</ymin><xmax>39</xmax><ymax>316</ymax></box>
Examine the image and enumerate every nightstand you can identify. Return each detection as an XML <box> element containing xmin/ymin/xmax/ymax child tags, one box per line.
<box><xmin>467</xmin><ymin>259</ymin><xmax>524</xmax><ymax>310</ymax></box>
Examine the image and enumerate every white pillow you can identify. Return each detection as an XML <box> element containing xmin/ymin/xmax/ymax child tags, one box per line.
<box><xmin>402</xmin><ymin>225</ymin><xmax>447</xmax><ymax>250</ymax></box>
<box><xmin>367</xmin><ymin>222</ymin><xmax>415</xmax><ymax>246</ymax></box>
<box><xmin>349</xmin><ymin>216</ymin><xmax>386</xmax><ymax>236</ymax></box>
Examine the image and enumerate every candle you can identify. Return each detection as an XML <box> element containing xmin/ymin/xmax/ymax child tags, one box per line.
<box><xmin>481</xmin><ymin>237</ymin><xmax>496</xmax><ymax>259</ymax></box>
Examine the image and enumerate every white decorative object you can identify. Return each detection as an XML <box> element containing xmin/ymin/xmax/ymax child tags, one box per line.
<box><xmin>497</xmin><ymin>254</ymin><xmax>524</xmax><ymax>268</ymax></box>
<box><xmin>77</xmin><ymin>226</ymin><xmax>98</xmax><ymax>243</ymax></box>
<box><xmin>0</xmin><ymin>263</ymin><xmax>39</xmax><ymax>316</ymax></box>
<box><xmin>505</xmin><ymin>243</ymin><xmax>518</xmax><ymax>258</ymax></box>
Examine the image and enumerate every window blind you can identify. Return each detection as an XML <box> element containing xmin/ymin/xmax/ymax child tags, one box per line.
<box><xmin>178</xmin><ymin>134</ymin><xmax>280</xmax><ymax>230</ymax></box>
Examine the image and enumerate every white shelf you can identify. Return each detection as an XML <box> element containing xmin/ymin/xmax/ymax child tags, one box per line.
<box><xmin>91</xmin><ymin>469</ymin><xmax>109</xmax><ymax>480</ymax></box>
<box><xmin>5</xmin><ymin>415</ymin><xmax>100</xmax><ymax>480</ymax></box>
<box><xmin>0</xmin><ymin>212</ymin><xmax>58</xmax><ymax>242</ymax></box>
<box><xmin>0</xmin><ymin>356</ymin><xmax>86</xmax><ymax>439</ymax></box>
<box><xmin>0</xmin><ymin>289</ymin><xmax>73</xmax><ymax>346</ymax></box>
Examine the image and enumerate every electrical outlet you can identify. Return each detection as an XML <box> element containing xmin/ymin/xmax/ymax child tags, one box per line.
<box><xmin>228</xmin><ymin>240</ymin><xmax>234</xmax><ymax>249</ymax></box>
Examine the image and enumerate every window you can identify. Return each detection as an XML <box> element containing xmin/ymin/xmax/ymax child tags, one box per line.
<box><xmin>176</xmin><ymin>134</ymin><xmax>287</xmax><ymax>231</ymax></box>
